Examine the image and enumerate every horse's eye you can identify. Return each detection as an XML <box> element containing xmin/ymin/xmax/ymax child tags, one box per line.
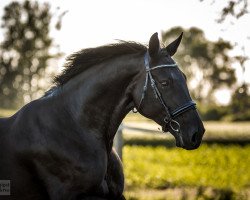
<box><xmin>161</xmin><ymin>80</ymin><xmax>170</xmax><ymax>87</ymax></box>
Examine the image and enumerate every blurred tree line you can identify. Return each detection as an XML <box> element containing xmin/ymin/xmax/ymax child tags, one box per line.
<box><xmin>0</xmin><ymin>0</ymin><xmax>61</xmax><ymax>108</ymax></box>
<box><xmin>0</xmin><ymin>0</ymin><xmax>249</xmax><ymax>121</ymax></box>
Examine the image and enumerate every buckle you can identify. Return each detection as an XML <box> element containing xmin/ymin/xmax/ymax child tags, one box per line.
<box><xmin>169</xmin><ymin>119</ymin><xmax>180</xmax><ymax>132</ymax></box>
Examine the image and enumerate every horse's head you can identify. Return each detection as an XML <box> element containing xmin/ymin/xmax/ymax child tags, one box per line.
<box><xmin>133</xmin><ymin>33</ymin><xmax>205</xmax><ymax>150</ymax></box>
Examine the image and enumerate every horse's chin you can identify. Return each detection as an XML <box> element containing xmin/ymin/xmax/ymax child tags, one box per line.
<box><xmin>162</xmin><ymin>127</ymin><xmax>186</xmax><ymax>149</ymax></box>
<box><xmin>175</xmin><ymin>139</ymin><xmax>183</xmax><ymax>148</ymax></box>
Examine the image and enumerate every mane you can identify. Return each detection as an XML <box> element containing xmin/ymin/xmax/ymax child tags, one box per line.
<box><xmin>54</xmin><ymin>41</ymin><xmax>147</xmax><ymax>86</ymax></box>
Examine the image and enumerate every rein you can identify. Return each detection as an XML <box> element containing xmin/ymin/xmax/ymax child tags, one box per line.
<box><xmin>134</xmin><ymin>51</ymin><xmax>196</xmax><ymax>134</ymax></box>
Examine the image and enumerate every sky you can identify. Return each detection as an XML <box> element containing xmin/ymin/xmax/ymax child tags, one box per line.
<box><xmin>0</xmin><ymin>0</ymin><xmax>249</xmax><ymax>104</ymax></box>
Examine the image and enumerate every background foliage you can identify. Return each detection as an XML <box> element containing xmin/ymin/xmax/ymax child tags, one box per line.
<box><xmin>0</xmin><ymin>0</ymin><xmax>60</xmax><ymax>108</ymax></box>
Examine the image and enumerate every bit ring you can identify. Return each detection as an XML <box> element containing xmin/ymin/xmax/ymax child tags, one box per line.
<box><xmin>170</xmin><ymin>119</ymin><xmax>180</xmax><ymax>132</ymax></box>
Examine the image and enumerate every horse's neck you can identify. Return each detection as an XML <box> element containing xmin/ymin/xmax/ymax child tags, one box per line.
<box><xmin>57</xmin><ymin>54</ymin><xmax>142</xmax><ymax>148</ymax></box>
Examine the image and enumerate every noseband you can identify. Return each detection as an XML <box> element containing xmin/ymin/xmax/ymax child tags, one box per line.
<box><xmin>134</xmin><ymin>51</ymin><xmax>197</xmax><ymax>133</ymax></box>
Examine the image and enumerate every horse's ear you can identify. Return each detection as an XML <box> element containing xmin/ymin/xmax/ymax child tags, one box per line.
<box><xmin>148</xmin><ymin>32</ymin><xmax>160</xmax><ymax>58</ymax></box>
<box><xmin>166</xmin><ymin>32</ymin><xmax>183</xmax><ymax>56</ymax></box>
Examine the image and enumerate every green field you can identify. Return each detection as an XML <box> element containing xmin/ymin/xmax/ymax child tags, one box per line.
<box><xmin>122</xmin><ymin>113</ymin><xmax>250</xmax><ymax>199</ymax></box>
<box><xmin>123</xmin><ymin>144</ymin><xmax>250</xmax><ymax>199</ymax></box>
<box><xmin>124</xmin><ymin>145</ymin><xmax>250</xmax><ymax>190</ymax></box>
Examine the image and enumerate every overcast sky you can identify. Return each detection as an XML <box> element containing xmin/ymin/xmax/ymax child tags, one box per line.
<box><xmin>47</xmin><ymin>0</ymin><xmax>250</xmax><ymax>54</ymax></box>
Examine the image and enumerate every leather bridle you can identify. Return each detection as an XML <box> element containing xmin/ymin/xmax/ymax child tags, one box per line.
<box><xmin>134</xmin><ymin>51</ymin><xmax>197</xmax><ymax>134</ymax></box>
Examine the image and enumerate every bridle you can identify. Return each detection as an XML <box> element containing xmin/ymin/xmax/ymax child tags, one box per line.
<box><xmin>134</xmin><ymin>51</ymin><xmax>197</xmax><ymax>134</ymax></box>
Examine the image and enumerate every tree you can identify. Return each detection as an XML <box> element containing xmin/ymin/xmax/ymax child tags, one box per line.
<box><xmin>200</xmin><ymin>0</ymin><xmax>249</xmax><ymax>88</ymax></box>
<box><xmin>200</xmin><ymin>0</ymin><xmax>249</xmax><ymax>23</ymax></box>
<box><xmin>162</xmin><ymin>27</ymin><xmax>236</xmax><ymax>103</ymax></box>
<box><xmin>0</xmin><ymin>1</ymin><xmax>59</xmax><ymax>108</ymax></box>
<box><xmin>229</xmin><ymin>83</ymin><xmax>250</xmax><ymax>121</ymax></box>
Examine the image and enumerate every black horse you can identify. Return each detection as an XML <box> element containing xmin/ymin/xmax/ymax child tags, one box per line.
<box><xmin>0</xmin><ymin>32</ymin><xmax>205</xmax><ymax>200</ymax></box>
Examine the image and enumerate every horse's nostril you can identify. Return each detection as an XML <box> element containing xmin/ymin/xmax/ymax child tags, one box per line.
<box><xmin>191</xmin><ymin>132</ymin><xmax>198</xmax><ymax>144</ymax></box>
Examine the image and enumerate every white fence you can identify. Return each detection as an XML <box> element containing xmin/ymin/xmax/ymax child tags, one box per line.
<box><xmin>113</xmin><ymin>123</ymin><xmax>162</xmax><ymax>160</ymax></box>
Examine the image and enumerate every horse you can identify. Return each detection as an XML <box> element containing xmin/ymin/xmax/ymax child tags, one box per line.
<box><xmin>0</xmin><ymin>32</ymin><xmax>205</xmax><ymax>200</ymax></box>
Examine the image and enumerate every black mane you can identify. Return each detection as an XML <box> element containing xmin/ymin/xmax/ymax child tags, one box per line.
<box><xmin>54</xmin><ymin>41</ymin><xmax>147</xmax><ymax>86</ymax></box>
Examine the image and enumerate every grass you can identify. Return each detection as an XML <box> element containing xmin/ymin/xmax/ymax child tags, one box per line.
<box><xmin>123</xmin><ymin>144</ymin><xmax>250</xmax><ymax>199</ymax></box>
<box><xmin>122</xmin><ymin>113</ymin><xmax>250</xmax><ymax>199</ymax></box>
<box><xmin>124</xmin><ymin>187</ymin><xmax>250</xmax><ymax>200</ymax></box>
<box><xmin>123</xmin><ymin>144</ymin><xmax>250</xmax><ymax>190</ymax></box>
